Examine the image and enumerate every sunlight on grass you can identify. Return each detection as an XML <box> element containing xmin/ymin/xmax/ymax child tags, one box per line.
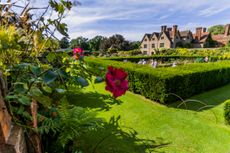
<box><xmin>68</xmin><ymin>82</ymin><xmax>230</xmax><ymax>153</ymax></box>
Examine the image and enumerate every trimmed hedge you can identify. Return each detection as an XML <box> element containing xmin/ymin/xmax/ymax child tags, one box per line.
<box><xmin>224</xmin><ymin>100</ymin><xmax>230</xmax><ymax>125</ymax></box>
<box><xmin>86</xmin><ymin>57</ymin><xmax>230</xmax><ymax>103</ymax></box>
<box><xmin>106</xmin><ymin>55</ymin><xmax>220</xmax><ymax>63</ymax></box>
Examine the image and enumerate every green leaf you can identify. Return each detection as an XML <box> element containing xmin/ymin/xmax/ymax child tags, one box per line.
<box><xmin>16</xmin><ymin>63</ymin><xmax>30</xmax><ymax>69</ymax></box>
<box><xmin>18</xmin><ymin>95</ymin><xmax>31</xmax><ymax>105</ymax></box>
<box><xmin>76</xmin><ymin>77</ymin><xmax>89</xmax><ymax>87</ymax></box>
<box><xmin>14</xmin><ymin>82</ymin><xmax>28</xmax><ymax>94</ymax></box>
<box><xmin>44</xmin><ymin>70</ymin><xmax>58</xmax><ymax>84</ymax></box>
<box><xmin>5</xmin><ymin>95</ymin><xmax>18</xmax><ymax>100</ymax></box>
<box><xmin>55</xmin><ymin>88</ymin><xmax>65</xmax><ymax>94</ymax></box>
<box><xmin>31</xmin><ymin>65</ymin><xmax>41</xmax><ymax>75</ymax></box>
<box><xmin>46</xmin><ymin>52</ymin><xmax>56</xmax><ymax>62</ymax></box>
<box><xmin>94</xmin><ymin>76</ymin><xmax>103</xmax><ymax>83</ymax></box>
<box><xmin>33</xmin><ymin>95</ymin><xmax>52</xmax><ymax>108</ymax></box>
<box><xmin>30</xmin><ymin>87</ymin><xmax>43</xmax><ymax>97</ymax></box>
<box><xmin>42</xmin><ymin>85</ymin><xmax>52</xmax><ymax>93</ymax></box>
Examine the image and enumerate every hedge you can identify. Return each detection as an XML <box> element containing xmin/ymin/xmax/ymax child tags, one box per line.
<box><xmin>224</xmin><ymin>100</ymin><xmax>230</xmax><ymax>125</ymax></box>
<box><xmin>86</xmin><ymin>57</ymin><xmax>230</xmax><ymax>103</ymax></box>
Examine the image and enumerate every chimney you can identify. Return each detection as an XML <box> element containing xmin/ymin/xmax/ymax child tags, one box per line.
<box><xmin>161</xmin><ymin>25</ymin><xmax>167</xmax><ymax>32</ymax></box>
<box><xmin>203</xmin><ymin>28</ymin><xmax>207</xmax><ymax>33</ymax></box>
<box><xmin>196</xmin><ymin>27</ymin><xmax>202</xmax><ymax>41</ymax></box>
<box><xmin>225</xmin><ymin>24</ymin><xmax>230</xmax><ymax>36</ymax></box>
<box><xmin>172</xmin><ymin>25</ymin><xmax>178</xmax><ymax>39</ymax></box>
<box><xmin>167</xmin><ymin>27</ymin><xmax>172</xmax><ymax>31</ymax></box>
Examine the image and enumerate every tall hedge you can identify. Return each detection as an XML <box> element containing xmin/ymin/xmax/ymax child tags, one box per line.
<box><xmin>86</xmin><ymin>57</ymin><xmax>230</xmax><ymax>103</ymax></box>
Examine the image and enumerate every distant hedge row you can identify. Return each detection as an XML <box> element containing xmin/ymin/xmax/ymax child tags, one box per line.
<box><xmin>86</xmin><ymin>57</ymin><xmax>230</xmax><ymax>103</ymax></box>
<box><xmin>106</xmin><ymin>55</ymin><xmax>222</xmax><ymax>63</ymax></box>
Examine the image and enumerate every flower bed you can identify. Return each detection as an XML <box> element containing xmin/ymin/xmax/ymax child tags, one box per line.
<box><xmin>86</xmin><ymin>57</ymin><xmax>230</xmax><ymax>103</ymax></box>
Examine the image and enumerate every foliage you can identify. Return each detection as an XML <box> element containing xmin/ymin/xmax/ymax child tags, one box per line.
<box><xmin>117</xmin><ymin>49</ymin><xmax>142</xmax><ymax>56</ymax></box>
<box><xmin>204</xmin><ymin>35</ymin><xmax>217</xmax><ymax>48</ymax></box>
<box><xmin>41</xmin><ymin>97</ymin><xmax>103</xmax><ymax>152</ymax></box>
<box><xmin>0</xmin><ymin>1</ymin><xmax>104</xmax><ymax>152</ymax></box>
<box><xmin>99</xmin><ymin>34</ymin><xmax>130</xmax><ymax>52</ymax></box>
<box><xmin>70</xmin><ymin>36</ymin><xmax>89</xmax><ymax>50</ymax></box>
<box><xmin>208</xmin><ymin>25</ymin><xmax>225</xmax><ymax>35</ymax></box>
<box><xmin>128</xmin><ymin>41</ymin><xmax>141</xmax><ymax>50</ymax></box>
<box><xmin>88</xmin><ymin>36</ymin><xmax>105</xmax><ymax>51</ymax></box>
<box><xmin>59</xmin><ymin>37</ymin><xmax>70</xmax><ymax>49</ymax></box>
<box><xmin>106</xmin><ymin>55</ymin><xmax>219</xmax><ymax>63</ymax></box>
<box><xmin>0</xmin><ymin>26</ymin><xmax>22</xmax><ymax>69</ymax></box>
<box><xmin>86</xmin><ymin>57</ymin><xmax>230</xmax><ymax>103</ymax></box>
<box><xmin>224</xmin><ymin>100</ymin><xmax>230</xmax><ymax>125</ymax></box>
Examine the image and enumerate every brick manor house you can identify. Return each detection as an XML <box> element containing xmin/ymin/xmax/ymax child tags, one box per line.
<box><xmin>141</xmin><ymin>24</ymin><xmax>230</xmax><ymax>55</ymax></box>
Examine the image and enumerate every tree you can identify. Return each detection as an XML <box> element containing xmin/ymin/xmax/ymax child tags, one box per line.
<box><xmin>99</xmin><ymin>34</ymin><xmax>130</xmax><ymax>52</ymax></box>
<box><xmin>59</xmin><ymin>37</ymin><xmax>69</xmax><ymax>48</ymax></box>
<box><xmin>128</xmin><ymin>41</ymin><xmax>141</xmax><ymax>50</ymax></box>
<box><xmin>99</xmin><ymin>37</ymin><xmax>110</xmax><ymax>52</ymax></box>
<box><xmin>88</xmin><ymin>36</ymin><xmax>105</xmax><ymax>51</ymax></box>
<box><xmin>70</xmin><ymin>36</ymin><xmax>89</xmax><ymax>50</ymax></box>
<box><xmin>208</xmin><ymin>25</ymin><xmax>225</xmax><ymax>35</ymax></box>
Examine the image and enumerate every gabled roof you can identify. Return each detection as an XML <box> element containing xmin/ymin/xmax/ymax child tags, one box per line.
<box><xmin>141</xmin><ymin>33</ymin><xmax>151</xmax><ymax>42</ymax></box>
<box><xmin>151</xmin><ymin>32</ymin><xmax>160</xmax><ymax>39</ymax></box>
<box><xmin>180</xmin><ymin>30</ymin><xmax>191</xmax><ymax>37</ymax></box>
<box><xmin>158</xmin><ymin>31</ymin><xmax>173</xmax><ymax>43</ymax></box>
<box><xmin>192</xmin><ymin>32</ymin><xmax>210</xmax><ymax>43</ymax></box>
<box><xmin>212</xmin><ymin>34</ymin><xmax>230</xmax><ymax>45</ymax></box>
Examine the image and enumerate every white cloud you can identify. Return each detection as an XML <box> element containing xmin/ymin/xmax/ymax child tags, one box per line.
<box><xmin>28</xmin><ymin>0</ymin><xmax>230</xmax><ymax>41</ymax></box>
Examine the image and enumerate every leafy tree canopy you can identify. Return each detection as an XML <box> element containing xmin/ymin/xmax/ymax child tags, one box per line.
<box><xmin>59</xmin><ymin>37</ymin><xmax>70</xmax><ymax>48</ymax></box>
<box><xmin>70</xmin><ymin>36</ymin><xmax>89</xmax><ymax>50</ymax></box>
<box><xmin>208</xmin><ymin>25</ymin><xmax>225</xmax><ymax>35</ymax></box>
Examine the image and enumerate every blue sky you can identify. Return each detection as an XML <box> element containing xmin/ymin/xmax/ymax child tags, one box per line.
<box><xmin>12</xmin><ymin>0</ymin><xmax>230</xmax><ymax>41</ymax></box>
<box><xmin>61</xmin><ymin>0</ymin><xmax>230</xmax><ymax>41</ymax></box>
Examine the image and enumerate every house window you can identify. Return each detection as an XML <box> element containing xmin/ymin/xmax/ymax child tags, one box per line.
<box><xmin>161</xmin><ymin>37</ymin><xmax>164</xmax><ymax>39</ymax></box>
<box><xmin>152</xmin><ymin>38</ymin><xmax>155</xmax><ymax>41</ymax></box>
<box><xmin>143</xmin><ymin>51</ymin><xmax>147</xmax><ymax>55</ymax></box>
<box><xmin>144</xmin><ymin>44</ymin><xmax>147</xmax><ymax>48</ymax></box>
<box><xmin>152</xmin><ymin>44</ymin><xmax>155</xmax><ymax>48</ymax></box>
<box><xmin>145</xmin><ymin>39</ymin><xmax>147</xmax><ymax>41</ymax></box>
<box><xmin>160</xmin><ymin>43</ymin><xmax>164</xmax><ymax>48</ymax></box>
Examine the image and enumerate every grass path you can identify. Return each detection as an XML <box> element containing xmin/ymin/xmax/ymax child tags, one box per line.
<box><xmin>69</xmin><ymin>83</ymin><xmax>230</xmax><ymax>153</ymax></box>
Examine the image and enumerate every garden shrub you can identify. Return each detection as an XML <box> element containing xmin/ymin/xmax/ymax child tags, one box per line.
<box><xmin>224</xmin><ymin>100</ymin><xmax>230</xmax><ymax>125</ymax></box>
<box><xmin>86</xmin><ymin>57</ymin><xmax>230</xmax><ymax>103</ymax></box>
<box><xmin>106</xmin><ymin>55</ymin><xmax>219</xmax><ymax>63</ymax></box>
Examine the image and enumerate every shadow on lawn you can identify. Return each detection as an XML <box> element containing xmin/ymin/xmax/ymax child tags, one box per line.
<box><xmin>67</xmin><ymin>92</ymin><xmax>123</xmax><ymax>111</ymax></box>
<box><xmin>168</xmin><ymin>84</ymin><xmax>230</xmax><ymax>111</ymax></box>
<box><xmin>77</xmin><ymin>116</ymin><xmax>170</xmax><ymax>153</ymax></box>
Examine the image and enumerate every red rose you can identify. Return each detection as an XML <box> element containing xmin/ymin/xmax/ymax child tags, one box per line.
<box><xmin>105</xmin><ymin>66</ymin><xmax>128</xmax><ymax>98</ymax></box>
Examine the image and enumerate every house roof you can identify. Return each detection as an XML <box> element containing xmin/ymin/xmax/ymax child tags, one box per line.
<box><xmin>141</xmin><ymin>33</ymin><xmax>152</xmax><ymax>42</ymax></box>
<box><xmin>151</xmin><ymin>32</ymin><xmax>160</xmax><ymax>38</ymax></box>
<box><xmin>179</xmin><ymin>30</ymin><xmax>191</xmax><ymax>37</ymax></box>
<box><xmin>192</xmin><ymin>32</ymin><xmax>210</xmax><ymax>43</ymax></box>
<box><xmin>212</xmin><ymin>34</ymin><xmax>230</xmax><ymax>45</ymax></box>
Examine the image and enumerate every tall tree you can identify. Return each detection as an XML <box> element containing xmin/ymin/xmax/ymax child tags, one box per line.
<box><xmin>88</xmin><ymin>36</ymin><xmax>105</xmax><ymax>51</ymax></box>
<box><xmin>59</xmin><ymin>37</ymin><xmax>69</xmax><ymax>48</ymax></box>
<box><xmin>208</xmin><ymin>25</ymin><xmax>225</xmax><ymax>35</ymax></box>
<box><xmin>99</xmin><ymin>34</ymin><xmax>130</xmax><ymax>52</ymax></box>
<box><xmin>70</xmin><ymin>36</ymin><xmax>89</xmax><ymax>50</ymax></box>
<box><xmin>128</xmin><ymin>41</ymin><xmax>141</xmax><ymax>50</ymax></box>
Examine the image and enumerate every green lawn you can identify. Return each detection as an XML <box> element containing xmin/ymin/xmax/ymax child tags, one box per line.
<box><xmin>68</xmin><ymin>83</ymin><xmax>230</xmax><ymax>153</ymax></box>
